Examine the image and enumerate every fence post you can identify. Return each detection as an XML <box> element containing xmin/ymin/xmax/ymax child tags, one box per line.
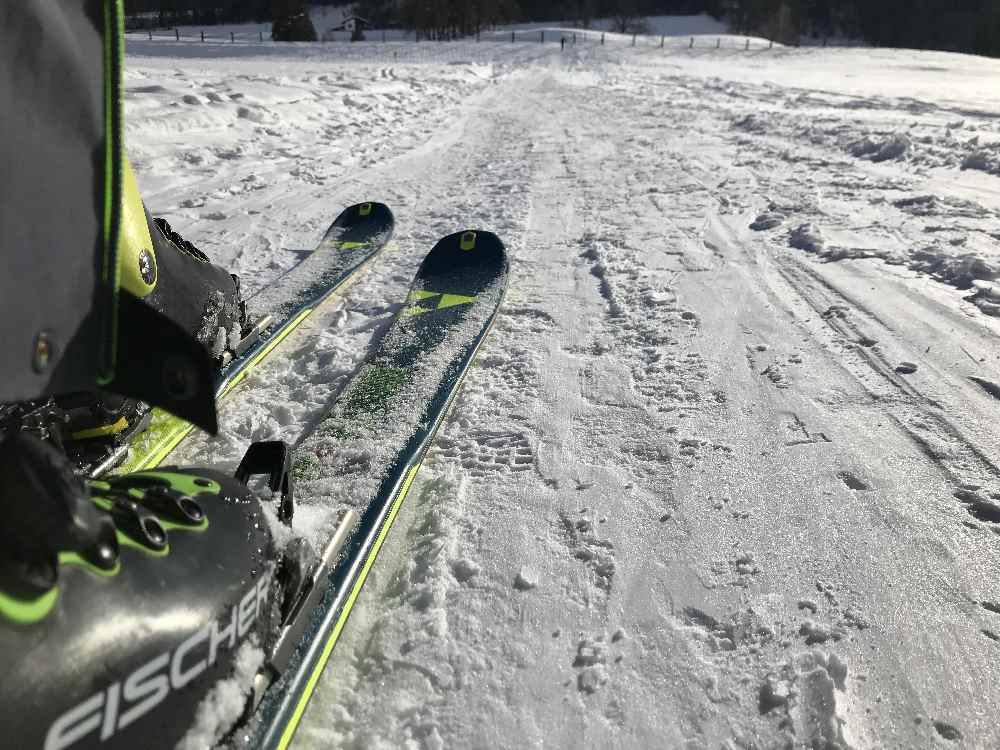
<box><xmin>259</xmin><ymin>31</ymin><xmax>263</xmax><ymax>42</ymax></box>
<box><xmin>660</xmin><ymin>35</ymin><xmax>664</xmax><ymax>48</ymax></box>
<box><xmin>631</xmin><ymin>33</ymin><xmax>636</xmax><ymax>47</ymax></box>
<box><xmin>769</xmin><ymin>39</ymin><xmax>773</xmax><ymax>49</ymax></box>
<box><xmin>540</xmin><ymin>30</ymin><xmax>544</xmax><ymax>43</ymax></box>
<box><xmin>512</xmin><ymin>31</ymin><xmax>515</xmax><ymax>43</ymax></box>
<box><xmin>745</xmin><ymin>38</ymin><xmax>749</xmax><ymax>50</ymax></box>
<box><xmin>231</xmin><ymin>31</ymin><xmax>235</xmax><ymax>43</ymax></box>
<box><xmin>175</xmin><ymin>28</ymin><xmax>179</xmax><ymax>41</ymax></box>
<box><xmin>573</xmin><ymin>32</ymin><xmax>576</xmax><ymax>45</ymax></box>
<box><xmin>689</xmin><ymin>36</ymin><xmax>694</xmax><ymax>48</ymax></box>
<box><xmin>148</xmin><ymin>29</ymin><xmax>152</xmax><ymax>40</ymax></box>
<box><xmin>201</xmin><ymin>30</ymin><xmax>205</xmax><ymax>42</ymax></box>
<box><xmin>716</xmin><ymin>37</ymin><xmax>720</xmax><ymax>49</ymax></box>
<box><xmin>601</xmin><ymin>33</ymin><xmax>604</xmax><ymax>45</ymax></box>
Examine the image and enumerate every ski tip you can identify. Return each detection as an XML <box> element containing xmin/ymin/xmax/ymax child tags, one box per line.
<box><xmin>323</xmin><ymin>202</ymin><xmax>395</xmax><ymax>251</ymax></box>
<box><xmin>432</xmin><ymin>229</ymin><xmax>506</xmax><ymax>258</ymax></box>
<box><xmin>451</xmin><ymin>229</ymin><xmax>503</xmax><ymax>250</ymax></box>
<box><xmin>418</xmin><ymin>230</ymin><xmax>508</xmax><ymax>280</ymax></box>
<box><xmin>341</xmin><ymin>201</ymin><xmax>394</xmax><ymax>226</ymax></box>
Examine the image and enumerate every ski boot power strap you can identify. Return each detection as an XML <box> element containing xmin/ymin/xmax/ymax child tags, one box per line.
<box><xmin>118</xmin><ymin>159</ymin><xmax>249</xmax><ymax>362</ymax></box>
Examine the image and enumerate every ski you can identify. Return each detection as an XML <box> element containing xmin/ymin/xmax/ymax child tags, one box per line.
<box><xmin>244</xmin><ymin>229</ymin><xmax>508</xmax><ymax>749</ymax></box>
<box><xmin>0</xmin><ymin>227</ymin><xmax>505</xmax><ymax>750</ymax></box>
<box><xmin>97</xmin><ymin>201</ymin><xmax>395</xmax><ymax>477</ymax></box>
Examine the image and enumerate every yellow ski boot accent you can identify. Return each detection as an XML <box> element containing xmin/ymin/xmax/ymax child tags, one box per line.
<box><xmin>69</xmin><ymin>416</ymin><xmax>129</xmax><ymax>441</ymax></box>
<box><xmin>117</xmin><ymin>158</ymin><xmax>157</xmax><ymax>299</ymax></box>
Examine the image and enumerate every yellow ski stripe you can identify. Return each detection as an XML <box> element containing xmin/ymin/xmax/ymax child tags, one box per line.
<box><xmin>70</xmin><ymin>416</ymin><xmax>129</xmax><ymax>440</ymax></box>
<box><xmin>401</xmin><ymin>306</ymin><xmax>433</xmax><ymax>317</ymax></box>
<box><xmin>409</xmin><ymin>290</ymin><xmax>440</xmax><ymax>301</ymax></box>
<box><xmin>437</xmin><ymin>293</ymin><xmax>476</xmax><ymax>310</ymax></box>
<box><xmin>223</xmin><ymin>307</ymin><xmax>314</xmax><ymax>396</ymax></box>
<box><xmin>277</xmin><ymin>463</ymin><xmax>422</xmax><ymax>750</ymax></box>
<box><xmin>130</xmin><ymin>423</ymin><xmax>188</xmax><ymax>471</ymax></box>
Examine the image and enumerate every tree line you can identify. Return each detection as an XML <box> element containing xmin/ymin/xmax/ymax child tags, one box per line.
<box><xmin>124</xmin><ymin>0</ymin><xmax>268</xmax><ymax>26</ymax></box>
<box><xmin>123</xmin><ymin>1</ymin><xmax>1000</xmax><ymax>56</ymax></box>
<box><xmin>352</xmin><ymin>1</ymin><xmax>722</xmax><ymax>38</ymax></box>
<box><xmin>717</xmin><ymin>0</ymin><xmax>1000</xmax><ymax>56</ymax></box>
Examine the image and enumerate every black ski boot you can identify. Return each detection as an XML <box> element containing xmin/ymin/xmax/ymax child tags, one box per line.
<box><xmin>0</xmin><ymin>430</ymin><xmax>295</xmax><ymax>750</ymax></box>
<box><xmin>0</xmin><ymin>160</ymin><xmax>252</xmax><ymax>467</ymax></box>
<box><xmin>118</xmin><ymin>158</ymin><xmax>250</xmax><ymax>364</ymax></box>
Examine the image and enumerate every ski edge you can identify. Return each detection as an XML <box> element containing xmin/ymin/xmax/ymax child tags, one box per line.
<box><xmin>277</xmin><ymin>460</ymin><xmax>421</xmax><ymax>750</ymax></box>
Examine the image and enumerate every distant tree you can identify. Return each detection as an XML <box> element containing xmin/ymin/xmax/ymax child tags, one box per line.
<box><xmin>397</xmin><ymin>0</ymin><xmax>523</xmax><ymax>40</ymax></box>
<box><xmin>611</xmin><ymin>0</ymin><xmax>648</xmax><ymax>33</ymax></box>
<box><xmin>353</xmin><ymin>0</ymin><xmax>395</xmax><ymax>27</ymax></box>
<box><xmin>272</xmin><ymin>0</ymin><xmax>317</xmax><ymax>40</ymax></box>
<box><xmin>575</xmin><ymin>0</ymin><xmax>597</xmax><ymax>28</ymax></box>
<box><xmin>712</xmin><ymin>0</ymin><xmax>999</xmax><ymax>55</ymax></box>
<box><xmin>703</xmin><ymin>0</ymin><xmax>724</xmax><ymax>19</ymax></box>
<box><xmin>805</xmin><ymin>0</ymin><xmax>834</xmax><ymax>39</ymax></box>
<box><xmin>974</xmin><ymin>3</ymin><xmax>1000</xmax><ymax>56</ymax></box>
<box><xmin>721</xmin><ymin>0</ymin><xmax>801</xmax><ymax>43</ymax></box>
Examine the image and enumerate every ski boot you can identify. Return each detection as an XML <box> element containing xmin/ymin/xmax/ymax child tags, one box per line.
<box><xmin>0</xmin><ymin>160</ymin><xmax>255</xmax><ymax>470</ymax></box>
<box><xmin>0</xmin><ymin>429</ymin><xmax>322</xmax><ymax>749</ymax></box>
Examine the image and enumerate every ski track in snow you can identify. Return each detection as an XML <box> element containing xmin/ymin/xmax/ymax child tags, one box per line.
<box><xmin>127</xmin><ymin>37</ymin><xmax>1000</xmax><ymax>750</ymax></box>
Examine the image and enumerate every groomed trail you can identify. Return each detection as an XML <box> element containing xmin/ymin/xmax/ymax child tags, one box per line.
<box><xmin>126</xmin><ymin>33</ymin><xmax>1000</xmax><ymax>749</ymax></box>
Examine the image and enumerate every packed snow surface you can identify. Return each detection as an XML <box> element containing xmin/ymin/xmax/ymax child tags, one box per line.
<box><xmin>126</xmin><ymin>34</ymin><xmax>1000</xmax><ymax>749</ymax></box>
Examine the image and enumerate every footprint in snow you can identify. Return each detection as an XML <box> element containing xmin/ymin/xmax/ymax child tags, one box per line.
<box><xmin>750</xmin><ymin>212</ymin><xmax>785</xmax><ymax>231</ymax></box>
<box><xmin>513</xmin><ymin>568</ymin><xmax>537</xmax><ymax>591</ymax></box>
<box><xmin>933</xmin><ymin>721</ymin><xmax>962</xmax><ymax>742</ymax></box>
<box><xmin>837</xmin><ymin>471</ymin><xmax>870</xmax><ymax>491</ymax></box>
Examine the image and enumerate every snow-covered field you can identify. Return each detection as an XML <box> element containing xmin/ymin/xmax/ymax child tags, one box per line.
<box><xmin>125</xmin><ymin>34</ymin><xmax>1000</xmax><ymax>749</ymax></box>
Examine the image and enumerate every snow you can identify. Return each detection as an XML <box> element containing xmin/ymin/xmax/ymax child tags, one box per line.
<box><xmin>177</xmin><ymin>638</ymin><xmax>265</xmax><ymax>750</ymax></box>
<box><xmin>123</xmin><ymin>35</ymin><xmax>1000</xmax><ymax>750</ymax></box>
